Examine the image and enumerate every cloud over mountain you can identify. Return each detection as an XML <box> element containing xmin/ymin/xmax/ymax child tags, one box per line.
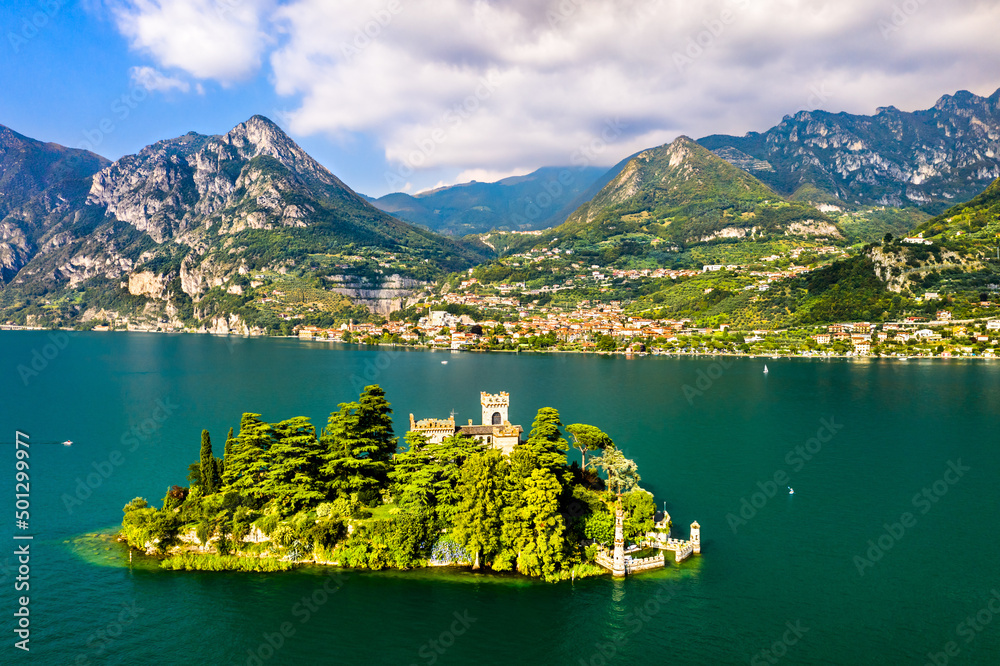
<box><xmin>108</xmin><ymin>0</ymin><xmax>1000</xmax><ymax>188</ymax></box>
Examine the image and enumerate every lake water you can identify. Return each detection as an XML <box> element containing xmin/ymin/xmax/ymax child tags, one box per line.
<box><xmin>2</xmin><ymin>331</ymin><xmax>999</xmax><ymax>665</ymax></box>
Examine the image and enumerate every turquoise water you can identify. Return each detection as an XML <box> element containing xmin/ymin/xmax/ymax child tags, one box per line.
<box><xmin>2</xmin><ymin>332</ymin><xmax>999</xmax><ymax>664</ymax></box>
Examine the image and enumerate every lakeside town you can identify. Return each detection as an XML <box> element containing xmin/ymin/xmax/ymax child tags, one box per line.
<box><xmin>9</xmin><ymin>294</ymin><xmax>1000</xmax><ymax>360</ymax></box>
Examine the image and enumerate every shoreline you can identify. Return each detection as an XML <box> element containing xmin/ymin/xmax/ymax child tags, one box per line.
<box><xmin>80</xmin><ymin>529</ymin><xmax>613</xmax><ymax>582</ymax></box>
<box><xmin>3</xmin><ymin>325</ymin><xmax>994</xmax><ymax>361</ymax></box>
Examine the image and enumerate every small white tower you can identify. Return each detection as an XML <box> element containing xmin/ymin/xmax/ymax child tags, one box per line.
<box><xmin>481</xmin><ymin>391</ymin><xmax>510</xmax><ymax>426</ymax></box>
<box><xmin>612</xmin><ymin>495</ymin><xmax>626</xmax><ymax>577</ymax></box>
<box><xmin>690</xmin><ymin>520</ymin><xmax>701</xmax><ymax>554</ymax></box>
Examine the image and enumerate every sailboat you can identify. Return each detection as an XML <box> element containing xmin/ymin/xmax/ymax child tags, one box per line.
<box><xmin>763</xmin><ymin>364</ymin><xmax>769</xmax><ymax>374</ymax></box>
<box><xmin>788</xmin><ymin>486</ymin><xmax>794</xmax><ymax>495</ymax></box>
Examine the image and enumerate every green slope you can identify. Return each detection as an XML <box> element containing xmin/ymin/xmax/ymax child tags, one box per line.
<box><xmin>536</xmin><ymin>136</ymin><xmax>839</xmax><ymax>264</ymax></box>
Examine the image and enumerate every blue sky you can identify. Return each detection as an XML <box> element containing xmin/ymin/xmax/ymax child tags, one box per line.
<box><xmin>2</xmin><ymin>0</ymin><xmax>999</xmax><ymax>198</ymax></box>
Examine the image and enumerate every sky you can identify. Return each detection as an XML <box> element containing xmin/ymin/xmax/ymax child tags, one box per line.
<box><xmin>2</xmin><ymin>0</ymin><xmax>999</xmax><ymax>198</ymax></box>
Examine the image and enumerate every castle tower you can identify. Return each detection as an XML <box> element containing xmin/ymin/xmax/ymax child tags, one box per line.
<box><xmin>481</xmin><ymin>391</ymin><xmax>510</xmax><ymax>426</ymax></box>
<box><xmin>690</xmin><ymin>520</ymin><xmax>701</xmax><ymax>554</ymax></box>
<box><xmin>612</xmin><ymin>495</ymin><xmax>626</xmax><ymax>577</ymax></box>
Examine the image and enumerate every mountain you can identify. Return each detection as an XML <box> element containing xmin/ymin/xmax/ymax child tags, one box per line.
<box><xmin>0</xmin><ymin>125</ymin><xmax>109</xmax><ymax>280</ymax></box>
<box><xmin>370</xmin><ymin>166</ymin><xmax>610</xmax><ymax>235</ymax></box>
<box><xmin>0</xmin><ymin>116</ymin><xmax>489</xmax><ymax>329</ymax></box>
<box><xmin>912</xmin><ymin>177</ymin><xmax>1000</xmax><ymax>245</ymax></box>
<box><xmin>0</xmin><ymin>124</ymin><xmax>109</xmax><ymax>218</ymax></box>
<box><xmin>699</xmin><ymin>88</ymin><xmax>1000</xmax><ymax>211</ymax></box>
<box><xmin>536</xmin><ymin>136</ymin><xmax>840</xmax><ymax>262</ymax></box>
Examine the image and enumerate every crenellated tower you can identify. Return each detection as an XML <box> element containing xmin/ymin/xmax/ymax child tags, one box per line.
<box><xmin>481</xmin><ymin>391</ymin><xmax>510</xmax><ymax>426</ymax></box>
<box><xmin>690</xmin><ymin>520</ymin><xmax>701</xmax><ymax>554</ymax></box>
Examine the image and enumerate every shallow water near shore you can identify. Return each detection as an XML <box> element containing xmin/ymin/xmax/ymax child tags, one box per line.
<box><xmin>3</xmin><ymin>330</ymin><xmax>999</xmax><ymax>664</ymax></box>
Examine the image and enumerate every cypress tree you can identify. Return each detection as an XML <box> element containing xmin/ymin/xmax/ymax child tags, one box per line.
<box><xmin>200</xmin><ymin>429</ymin><xmax>217</xmax><ymax>494</ymax></box>
<box><xmin>526</xmin><ymin>407</ymin><xmax>569</xmax><ymax>484</ymax></box>
<box><xmin>222</xmin><ymin>426</ymin><xmax>236</xmax><ymax>486</ymax></box>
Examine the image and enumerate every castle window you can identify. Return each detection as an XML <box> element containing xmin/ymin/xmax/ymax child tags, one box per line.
<box><xmin>492</xmin><ymin>412</ymin><xmax>501</xmax><ymax>425</ymax></box>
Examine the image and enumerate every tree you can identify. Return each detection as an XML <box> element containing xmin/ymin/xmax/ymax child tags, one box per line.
<box><xmin>357</xmin><ymin>385</ymin><xmax>397</xmax><ymax>467</ymax></box>
<box><xmin>595</xmin><ymin>334</ymin><xmax>616</xmax><ymax>351</ymax></box>
<box><xmin>525</xmin><ymin>407</ymin><xmax>569</xmax><ymax>481</ymax></box>
<box><xmin>389</xmin><ymin>432</ymin><xmax>437</xmax><ymax>509</ymax></box>
<box><xmin>623</xmin><ymin>488</ymin><xmax>656</xmax><ymax>541</ymax></box>
<box><xmin>225</xmin><ymin>414</ymin><xmax>276</xmax><ymax>502</ymax></box>
<box><xmin>452</xmin><ymin>449</ymin><xmax>507</xmax><ymax>570</ymax></box>
<box><xmin>515</xmin><ymin>468</ymin><xmax>566</xmax><ymax>578</ymax></box>
<box><xmin>321</xmin><ymin>386</ymin><xmax>396</xmax><ymax>503</ymax></box>
<box><xmin>266</xmin><ymin>417</ymin><xmax>325</xmax><ymax>515</ymax></box>
<box><xmin>221</xmin><ymin>426</ymin><xmax>235</xmax><ymax>479</ymax></box>
<box><xmin>199</xmin><ymin>430</ymin><xmax>219</xmax><ymax>494</ymax></box>
<box><xmin>321</xmin><ymin>402</ymin><xmax>371</xmax><ymax>499</ymax></box>
<box><xmin>428</xmin><ymin>433</ymin><xmax>480</xmax><ymax>524</ymax></box>
<box><xmin>590</xmin><ymin>446</ymin><xmax>640</xmax><ymax>495</ymax></box>
<box><xmin>565</xmin><ymin>423</ymin><xmax>613</xmax><ymax>469</ymax></box>
<box><xmin>495</xmin><ymin>445</ymin><xmax>539</xmax><ymax>571</ymax></box>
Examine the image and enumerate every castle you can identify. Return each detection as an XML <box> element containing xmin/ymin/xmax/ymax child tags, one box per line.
<box><xmin>408</xmin><ymin>391</ymin><xmax>523</xmax><ymax>455</ymax></box>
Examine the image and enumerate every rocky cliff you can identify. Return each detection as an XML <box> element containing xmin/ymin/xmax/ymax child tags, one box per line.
<box><xmin>0</xmin><ymin>116</ymin><xmax>488</xmax><ymax>329</ymax></box>
<box><xmin>699</xmin><ymin>88</ymin><xmax>1000</xmax><ymax>211</ymax></box>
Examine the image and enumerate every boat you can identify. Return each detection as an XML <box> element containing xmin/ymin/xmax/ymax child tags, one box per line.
<box><xmin>763</xmin><ymin>364</ymin><xmax>768</xmax><ymax>374</ymax></box>
<box><xmin>441</xmin><ymin>360</ymin><xmax>448</xmax><ymax>365</ymax></box>
<box><xmin>62</xmin><ymin>440</ymin><xmax>73</xmax><ymax>446</ymax></box>
<box><xmin>788</xmin><ymin>486</ymin><xmax>794</xmax><ymax>495</ymax></box>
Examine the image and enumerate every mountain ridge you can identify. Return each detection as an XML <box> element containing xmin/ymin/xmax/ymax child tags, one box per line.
<box><xmin>699</xmin><ymin>88</ymin><xmax>1000</xmax><ymax>211</ymax></box>
<box><xmin>370</xmin><ymin>165</ymin><xmax>610</xmax><ymax>236</ymax></box>
<box><xmin>0</xmin><ymin>116</ymin><xmax>489</xmax><ymax>329</ymax></box>
<box><xmin>532</xmin><ymin>136</ymin><xmax>840</xmax><ymax>264</ymax></box>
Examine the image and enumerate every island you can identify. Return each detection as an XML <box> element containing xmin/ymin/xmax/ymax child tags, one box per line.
<box><xmin>120</xmin><ymin>387</ymin><xmax>700</xmax><ymax>581</ymax></box>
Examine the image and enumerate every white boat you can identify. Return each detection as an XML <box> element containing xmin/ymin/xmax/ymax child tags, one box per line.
<box><xmin>788</xmin><ymin>486</ymin><xmax>794</xmax><ymax>495</ymax></box>
<box><xmin>62</xmin><ymin>440</ymin><xmax>73</xmax><ymax>446</ymax></box>
<box><xmin>763</xmin><ymin>364</ymin><xmax>769</xmax><ymax>374</ymax></box>
<box><xmin>441</xmin><ymin>360</ymin><xmax>448</xmax><ymax>364</ymax></box>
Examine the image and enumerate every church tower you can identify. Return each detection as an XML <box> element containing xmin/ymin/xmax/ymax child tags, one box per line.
<box><xmin>481</xmin><ymin>391</ymin><xmax>510</xmax><ymax>426</ymax></box>
<box><xmin>690</xmin><ymin>521</ymin><xmax>701</xmax><ymax>554</ymax></box>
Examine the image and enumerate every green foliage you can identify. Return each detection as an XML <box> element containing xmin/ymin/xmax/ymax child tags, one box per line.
<box><xmin>225</xmin><ymin>414</ymin><xmax>276</xmax><ymax>502</ymax></box>
<box><xmin>565</xmin><ymin>424</ymin><xmax>614</xmax><ymax>468</ymax></box>
<box><xmin>514</xmin><ymin>468</ymin><xmax>567</xmax><ymax>579</ymax></box>
<box><xmin>452</xmin><ymin>450</ymin><xmax>507</xmax><ymax>569</ymax></box>
<box><xmin>121</xmin><ymin>506</ymin><xmax>181</xmax><ymax>553</ymax></box>
<box><xmin>335</xmin><ymin>510</ymin><xmax>436</xmax><ymax>569</ymax></box>
<box><xmin>623</xmin><ymin>489</ymin><xmax>656</xmax><ymax>541</ymax></box>
<box><xmin>525</xmin><ymin>407</ymin><xmax>569</xmax><ymax>481</ymax></box>
<box><xmin>199</xmin><ymin>430</ymin><xmax>219</xmax><ymax>494</ymax></box>
<box><xmin>798</xmin><ymin>255</ymin><xmax>899</xmax><ymax>324</ymax></box>
<box><xmin>266</xmin><ymin>417</ymin><xmax>325</xmax><ymax>516</ymax></box>
<box><xmin>160</xmin><ymin>553</ymin><xmax>294</xmax><ymax>572</ymax></box>
<box><xmin>120</xmin><ymin>384</ymin><xmax>664</xmax><ymax>580</ymax></box>
<box><xmin>494</xmin><ymin>445</ymin><xmax>540</xmax><ymax>572</ymax></box>
<box><xmin>123</xmin><ymin>497</ymin><xmax>149</xmax><ymax>513</ymax></box>
<box><xmin>584</xmin><ymin>510</ymin><xmax>615</xmax><ymax>548</ymax></box>
<box><xmin>590</xmin><ymin>446</ymin><xmax>640</xmax><ymax>494</ymax></box>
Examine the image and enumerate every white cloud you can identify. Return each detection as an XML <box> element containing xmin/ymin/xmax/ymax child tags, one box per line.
<box><xmin>129</xmin><ymin>65</ymin><xmax>190</xmax><ymax>93</ymax></box>
<box><xmin>112</xmin><ymin>0</ymin><xmax>274</xmax><ymax>82</ymax></box>
<box><xmin>107</xmin><ymin>0</ymin><xmax>1000</xmax><ymax>191</ymax></box>
<box><xmin>445</xmin><ymin>167</ymin><xmax>534</xmax><ymax>187</ymax></box>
